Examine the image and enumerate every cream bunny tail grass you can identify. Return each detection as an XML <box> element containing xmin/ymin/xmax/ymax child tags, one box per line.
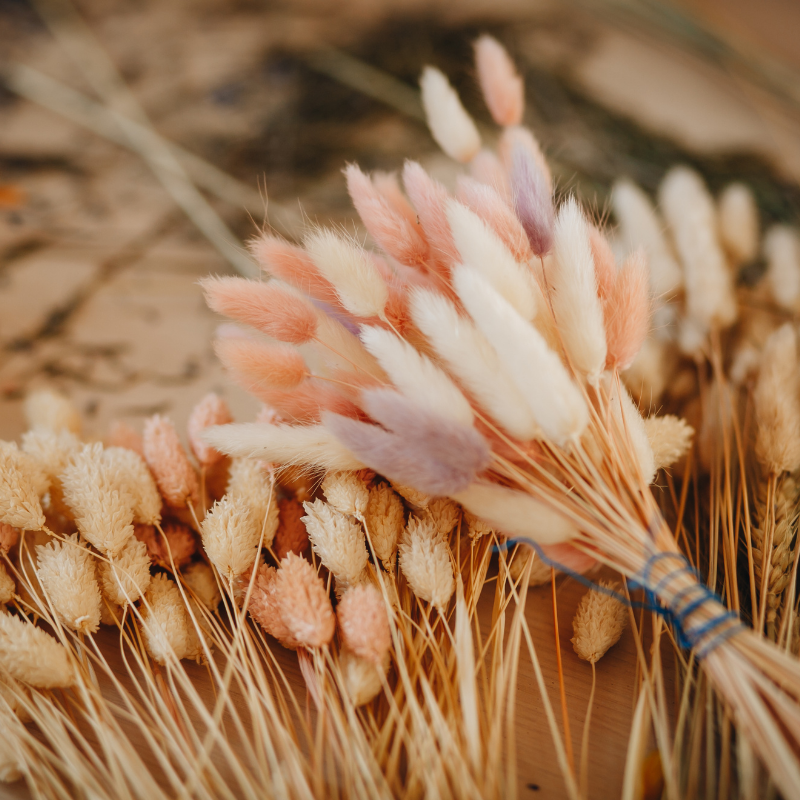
<box><xmin>340</xmin><ymin>649</ymin><xmax>387</xmax><ymax>707</ymax></box>
<box><xmin>0</xmin><ymin>562</ymin><xmax>15</xmax><ymax>605</ymax></box>
<box><xmin>98</xmin><ymin>537</ymin><xmax>152</xmax><ymax>607</ymax></box>
<box><xmin>0</xmin><ymin>613</ymin><xmax>74</xmax><ymax>688</ymax></box>
<box><xmin>763</xmin><ymin>225</ymin><xmax>800</xmax><ymax>312</ymax></box>
<box><xmin>0</xmin><ymin>448</ymin><xmax>45</xmax><ymax>531</ymax></box>
<box><xmin>420</xmin><ymin>66</ymin><xmax>481</xmax><ymax>163</ymax></box>
<box><xmin>398</xmin><ymin>516</ymin><xmax>454</xmax><ymax>613</ymax></box>
<box><xmin>24</xmin><ymin>389</ymin><xmax>81</xmax><ymax>436</ymax></box>
<box><xmin>302</xmin><ymin>499</ymin><xmax>368</xmax><ymax>586</ymax></box>
<box><xmin>321</xmin><ymin>471</ymin><xmax>369</xmax><ymax>518</ymax></box>
<box><xmin>644</xmin><ymin>415</ymin><xmax>694</xmax><ymax>471</ymax></box>
<box><xmin>718</xmin><ymin>182</ymin><xmax>759</xmax><ymax>265</ymax></box>
<box><xmin>141</xmin><ymin>574</ymin><xmax>201</xmax><ymax>664</ymax></box>
<box><xmin>0</xmin><ymin>442</ymin><xmax>48</xmax><ymax>501</ymax></box>
<box><xmin>226</xmin><ymin>457</ymin><xmax>279</xmax><ymax>547</ymax></box>
<box><xmin>202</xmin><ymin>422</ymin><xmax>365</xmax><ymax>472</ymax></box>
<box><xmin>201</xmin><ymin>495</ymin><xmax>261</xmax><ymax>580</ymax></box>
<box><xmin>101</xmin><ymin>446</ymin><xmax>162</xmax><ymax>525</ymax></box>
<box><xmin>571</xmin><ymin>581</ymin><xmax>628</xmax><ymax>664</ymax></box>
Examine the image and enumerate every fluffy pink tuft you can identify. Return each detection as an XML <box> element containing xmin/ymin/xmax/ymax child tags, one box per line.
<box><xmin>457</xmin><ymin>176</ymin><xmax>531</xmax><ymax>262</ymax></box>
<box><xmin>187</xmin><ymin>393</ymin><xmax>233</xmax><ymax>467</ymax></box>
<box><xmin>603</xmin><ymin>249</ymin><xmax>651</xmax><ymax>371</ymax></box>
<box><xmin>249</xmin><ymin>234</ymin><xmax>340</xmax><ymax>307</ymax></box>
<box><xmin>0</xmin><ymin>522</ymin><xmax>20</xmax><ymax>553</ymax></box>
<box><xmin>106</xmin><ymin>420</ymin><xmax>144</xmax><ymax>455</ymax></box>
<box><xmin>470</xmin><ymin>149</ymin><xmax>511</xmax><ymax>201</ymax></box>
<box><xmin>337</xmin><ymin>584</ymin><xmax>391</xmax><ymax>665</ymax></box>
<box><xmin>255</xmin><ymin>380</ymin><xmax>364</xmax><ymax>425</ymax></box>
<box><xmin>142</xmin><ymin>415</ymin><xmax>200</xmax><ymax>508</ymax></box>
<box><xmin>346</xmin><ymin>164</ymin><xmax>429</xmax><ymax>268</ymax></box>
<box><xmin>372</xmin><ymin>171</ymin><xmax>420</xmax><ymax>231</ymax></box>
<box><xmin>509</xmin><ymin>143</ymin><xmax>553</xmax><ymax>257</ymax></box>
<box><xmin>402</xmin><ymin>161</ymin><xmax>459</xmax><ymax>279</ymax></box>
<box><xmin>474</xmin><ymin>35</ymin><xmax>524</xmax><ymax>127</ymax></box>
<box><xmin>274</xmin><ymin>498</ymin><xmax>310</xmax><ymax>561</ymax></box>
<box><xmin>201</xmin><ymin>276</ymin><xmax>318</xmax><ymax>345</ymax></box>
<box><xmin>589</xmin><ymin>227</ymin><xmax>617</xmax><ymax>301</ymax></box>
<box><xmin>215</xmin><ymin>338</ymin><xmax>307</xmax><ymax>393</ymax></box>
<box><xmin>249</xmin><ymin>564</ymin><xmax>301</xmax><ymax>648</ymax></box>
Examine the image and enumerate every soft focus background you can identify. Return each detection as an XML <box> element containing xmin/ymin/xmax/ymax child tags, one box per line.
<box><xmin>1</xmin><ymin>0</ymin><xmax>800</xmax><ymax>796</ymax></box>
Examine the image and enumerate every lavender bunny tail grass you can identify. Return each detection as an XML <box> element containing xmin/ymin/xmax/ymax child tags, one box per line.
<box><xmin>322</xmin><ymin>391</ymin><xmax>490</xmax><ymax>495</ymax></box>
<box><xmin>511</xmin><ymin>143</ymin><xmax>554</xmax><ymax>257</ymax></box>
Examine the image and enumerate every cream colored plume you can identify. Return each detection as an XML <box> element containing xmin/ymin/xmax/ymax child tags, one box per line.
<box><xmin>141</xmin><ymin>573</ymin><xmax>202</xmax><ymax>664</ymax></box>
<box><xmin>102</xmin><ymin>446</ymin><xmax>162</xmax><ymax>525</ymax></box>
<box><xmin>302</xmin><ymin>499</ymin><xmax>368</xmax><ymax>587</ymax></box>
<box><xmin>0</xmin><ymin>612</ymin><xmax>74</xmax><ymax>688</ymax></box>
<box><xmin>763</xmin><ymin>225</ymin><xmax>800</xmax><ymax>312</ymax></box>
<box><xmin>98</xmin><ymin>536</ymin><xmax>152</xmax><ymax>606</ymax></box>
<box><xmin>201</xmin><ymin>495</ymin><xmax>262</xmax><ymax>580</ymax></box>
<box><xmin>322</xmin><ymin>470</ymin><xmax>369</xmax><ymax>518</ymax></box>
<box><xmin>718</xmin><ymin>183</ymin><xmax>759</xmax><ymax>264</ymax></box>
<box><xmin>24</xmin><ymin>389</ymin><xmax>81</xmax><ymax>435</ymax></box>
<box><xmin>340</xmin><ymin>648</ymin><xmax>388</xmax><ymax>707</ymax></box>
<box><xmin>398</xmin><ymin>516</ymin><xmax>454</xmax><ymax>612</ymax></box>
<box><xmin>571</xmin><ymin>580</ymin><xmax>628</xmax><ymax>664</ymax></box>
<box><xmin>364</xmin><ymin>482</ymin><xmax>404</xmax><ymax>567</ymax></box>
<box><xmin>226</xmin><ymin>458</ymin><xmax>279</xmax><ymax>548</ymax></box>
<box><xmin>644</xmin><ymin>415</ymin><xmax>694</xmax><ymax>471</ymax></box>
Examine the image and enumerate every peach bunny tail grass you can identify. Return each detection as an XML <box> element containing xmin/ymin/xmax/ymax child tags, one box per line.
<box><xmin>249</xmin><ymin>564</ymin><xmax>300</xmax><ymax>648</ymax></box>
<box><xmin>201</xmin><ymin>276</ymin><xmax>318</xmax><ymax>345</ymax></box>
<box><xmin>215</xmin><ymin>338</ymin><xmax>307</xmax><ymax>394</ymax></box>
<box><xmin>588</xmin><ymin>226</ymin><xmax>617</xmax><ymax>301</ymax></box>
<box><xmin>337</xmin><ymin>583</ymin><xmax>391</xmax><ymax>665</ymax></box>
<box><xmin>604</xmin><ymin>249</ymin><xmax>650</xmax><ymax>371</ymax></box>
<box><xmin>187</xmin><ymin>392</ymin><xmax>233</xmax><ymax>468</ymax></box>
<box><xmin>142</xmin><ymin>415</ymin><xmax>199</xmax><ymax>508</ymax></box>
<box><xmin>474</xmin><ymin>35</ymin><xmax>524</xmax><ymax>127</ymax></box>
<box><xmin>274</xmin><ymin>552</ymin><xmax>335</xmax><ymax>648</ymax></box>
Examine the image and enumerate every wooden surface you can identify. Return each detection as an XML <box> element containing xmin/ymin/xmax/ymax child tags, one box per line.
<box><xmin>0</xmin><ymin>0</ymin><xmax>796</xmax><ymax>796</ymax></box>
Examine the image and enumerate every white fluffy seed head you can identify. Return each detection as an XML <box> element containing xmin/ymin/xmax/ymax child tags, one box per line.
<box><xmin>101</xmin><ymin>447</ymin><xmax>162</xmax><ymax>525</ymax></box>
<box><xmin>606</xmin><ymin>376</ymin><xmax>656</xmax><ymax>484</ymax></box>
<box><xmin>360</xmin><ymin>325</ymin><xmax>474</xmax><ymax>426</ymax></box>
<box><xmin>364</xmin><ymin>482</ymin><xmax>404</xmax><ymax>566</ymax></box>
<box><xmin>322</xmin><ymin>471</ymin><xmax>369</xmax><ymax>517</ymax></box>
<box><xmin>0</xmin><ymin>442</ymin><xmax>48</xmax><ymax>501</ymax></box>
<box><xmin>141</xmin><ymin>574</ymin><xmax>202</xmax><ymax>664</ymax></box>
<box><xmin>410</xmin><ymin>288</ymin><xmax>539</xmax><ymax>440</ymax></box>
<box><xmin>305</xmin><ymin>228</ymin><xmax>388</xmax><ymax>318</ymax></box>
<box><xmin>454</xmin><ymin>265</ymin><xmax>588</xmax><ymax>446</ymax></box>
<box><xmin>21</xmin><ymin>427</ymin><xmax>81</xmax><ymax>516</ymax></box>
<box><xmin>551</xmin><ymin>198</ymin><xmax>607</xmax><ymax>383</ymax></box>
<box><xmin>340</xmin><ymin>648</ymin><xmax>388</xmax><ymax>706</ymax></box>
<box><xmin>98</xmin><ymin>536</ymin><xmax>152</xmax><ymax>606</ymax></box>
<box><xmin>302</xmin><ymin>499</ymin><xmax>368</xmax><ymax>586</ymax></box>
<box><xmin>611</xmin><ymin>180</ymin><xmax>683</xmax><ymax>298</ymax></box>
<box><xmin>0</xmin><ymin>611</ymin><xmax>74</xmax><ymax>688</ymax></box>
<box><xmin>36</xmin><ymin>534</ymin><xmax>101</xmax><ymax>633</ymax></box>
<box><xmin>226</xmin><ymin>458</ymin><xmax>279</xmax><ymax>548</ymax></box>
<box><xmin>763</xmin><ymin>225</ymin><xmax>800</xmax><ymax>312</ymax></box>
<box><xmin>644</xmin><ymin>415</ymin><xmax>694</xmax><ymax>471</ymax></box>
<box><xmin>571</xmin><ymin>580</ymin><xmax>628</xmax><ymax>664</ymax></box>
<box><xmin>201</xmin><ymin>495</ymin><xmax>262</xmax><ymax>580</ymax></box>
<box><xmin>398</xmin><ymin>516</ymin><xmax>454</xmax><ymax>612</ymax></box>
<box><xmin>182</xmin><ymin>562</ymin><xmax>221</xmax><ymax>611</ymax></box>
<box><xmin>659</xmin><ymin>166</ymin><xmax>737</xmax><ymax>330</ymax></box>
<box><xmin>420</xmin><ymin>66</ymin><xmax>481</xmax><ymax>163</ymax></box>
<box><xmin>0</xmin><ymin>448</ymin><xmax>45</xmax><ymax>532</ymax></box>
<box><xmin>754</xmin><ymin>324</ymin><xmax>800</xmax><ymax>474</ymax></box>
<box><xmin>447</xmin><ymin>199</ymin><xmax>541</xmax><ymax>321</ymax></box>
<box><xmin>718</xmin><ymin>183</ymin><xmax>759</xmax><ymax>264</ymax></box>
<box><xmin>24</xmin><ymin>389</ymin><xmax>81</xmax><ymax>435</ymax></box>
<box><xmin>60</xmin><ymin>443</ymin><xmax>135</xmax><ymax>557</ymax></box>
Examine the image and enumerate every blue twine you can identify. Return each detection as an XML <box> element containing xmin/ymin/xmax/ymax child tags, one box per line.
<box><xmin>495</xmin><ymin>538</ymin><xmax>743</xmax><ymax>658</ymax></box>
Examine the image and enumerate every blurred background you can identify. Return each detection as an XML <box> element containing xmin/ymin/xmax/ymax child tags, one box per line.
<box><xmin>1</xmin><ymin>0</ymin><xmax>800</xmax><ymax>441</ymax></box>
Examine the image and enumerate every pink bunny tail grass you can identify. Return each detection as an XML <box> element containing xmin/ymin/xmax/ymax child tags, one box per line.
<box><xmin>402</xmin><ymin>161</ymin><xmax>460</xmax><ymax>278</ymax></box>
<box><xmin>215</xmin><ymin>338</ymin><xmax>307</xmax><ymax>393</ymax></box>
<box><xmin>107</xmin><ymin>420</ymin><xmax>144</xmax><ymax>456</ymax></box>
<box><xmin>337</xmin><ymin>584</ymin><xmax>391</xmax><ymax>665</ymax></box>
<box><xmin>249</xmin><ymin>564</ymin><xmax>301</xmax><ymax>648</ymax></box>
<box><xmin>346</xmin><ymin>164</ymin><xmax>429</xmax><ymax>268</ymax></box>
<box><xmin>142</xmin><ymin>415</ymin><xmax>200</xmax><ymax>508</ymax></box>
<box><xmin>135</xmin><ymin>522</ymin><xmax>196</xmax><ymax>569</ymax></box>
<box><xmin>201</xmin><ymin>276</ymin><xmax>318</xmax><ymax>345</ymax></box>
<box><xmin>188</xmin><ymin>393</ymin><xmax>233</xmax><ymax>468</ymax></box>
<box><xmin>457</xmin><ymin>176</ymin><xmax>531</xmax><ymax>262</ymax></box>
<box><xmin>372</xmin><ymin>170</ymin><xmax>420</xmax><ymax>230</ymax></box>
<box><xmin>255</xmin><ymin>380</ymin><xmax>364</xmax><ymax>425</ymax></box>
<box><xmin>323</xmin><ymin>390</ymin><xmax>491</xmax><ymax>496</ymax></box>
<box><xmin>275</xmin><ymin>552</ymin><xmax>336</xmax><ymax>648</ymax></box>
<box><xmin>0</xmin><ymin>522</ymin><xmax>20</xmax><ymax>553</ymax></box>
<box><xmin>249</xmin><ymin>234</ymin><xmax>340</xmax><ymax>308</ymax></box>
<box><xmin>474</xmin><ymin>35</ymin><xmax>524</xmax><ymax>127</ymax></box>
<box><xmin>274</xmin><ymin>497</ymin><xmax>310</xmax><ymax>560</ymax></box>
<box><xmin>510</xmin><ymin>143</ymin><xmax>554</xmax><ymax>257</ymax></box>
<box><xmin>604</xmin><ymin>249</ymin><xmax>651</xmax><ymax>371</ymax></box>
<box><xmin>470</xmin><ymin>149</ymin><xmax>511</xmax><ymax>201</ymax></box>
<box><xmin>589</xmin><ymin>226</ymin><xmax>617</xmax><ymax>301</ymax></box>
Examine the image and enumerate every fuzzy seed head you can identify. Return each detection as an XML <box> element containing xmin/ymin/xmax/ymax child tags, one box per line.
<box><xmin>643</xmin><ymin>416</ymin><xmax>694</xmax><ymax>471</ymax></box>
<box><xmin>249</xmin><ymin>564</ymin><xmax>300</xmax><ymax>648</ymax></box>
<box><xmin>322</xmin><ymin>470</ymin><xmax>369</xmax><ymax>517</ymax></box>
<box><xmin>302</xmin><ymin>499</ymin><xmax>368</xmax><ymax>586</ymax></box>
<box><xmin>571</xmin><ymin>581</ymin><xmax>628</xmax><ymax>664</ymax></box>
<box><xmin>226</xmin><ymin>458</ymin><xmax>279</xmax><ymax>547</ymax></box>
<box><xmin>340</xmin><ymin>648</ymin><xmax>387</xmax><ymax>706</ymax></box>
<box><xmin>216</xmin><ymin>338</ymin><xmax>307</xmax><ymax>396</ymax></box>
<box><xmin>188</xmin><ymin>393</ymin><xmax>233</xmax><ymax>467</ymax></box>
<box><xmin>464</xmin><ymin>510</ymin><xmax>493</xmax><ymax>540</ymax></box>
<box><xmin>364</xmin><ymin>482</ymin><xmax>404</xmax><ymax>566</ymax></box>
<box><xmin>0</xmin><ymin>612</ymin><xmax>74</xmax><ymax>688</ymax></box>
<box><xmin>274</xmin><ymin>498</ymin><xmax>310</xmax><ymax>561</ymax></box>
<box><xmin>141</xmin><ymin>574</ymin><xmax>202</xmax><ymax>664</ymax></box>
<box><xmin>0</xmin><ymin>524</ymin><xmax>20</xmax><ymax>555</ymax></box>
<box><xmin>201</xmin><ymin>495</ymin><xmax>262</xmax><ymax>580</ymax></box>
<box><xmin>398</xmin><ymin>516</ymin><xmax>454</xmax><ymax>612</ymax></box>
<box><xmin>0</xmin><ymin>442</ymin><xmax>48</xmax><ymax>501</ymax></box>
<box><xmin>142</xmin><ymin>415</ymin><xmax>199</xmax><ymax>508</ymax></box>
<box><xmin>427</xmin><ymin>497</ymin><xmax>460</xmax><ymax>538</ymax></box>
<box><xmin>718</xmin><ymin>183</ymin><xmax>759</xmax><ymax>264</ymax></box>
<box><xmin>420</xmin><ymin>66</ymin><xmax>481</xmax><ymax>163</ymax></box>
<box><xmin>101</xmin><ymin>446</ymin><xmax>162</xmax><ymax>525</ymax></box>
<box><xmin>474</xmin><ymin>35</ymin><xmax>524</xmax><ymax>127</ymax></box>
<box><xmin>0</xmin><ymin>563</ymin><xmax>14</xmax><ymax>605</ymax></box>
<box><xmin>181</xmin><ymin>562</ymin><xmax>220</xmax><ymax>611</ymax></box>
<box><xmin>763</xmin><ymin>225</ymin><xmax>800</xmax><ymax>312</ymax></box>
<box><xmin>337</xmin><ymin>584</ymin><xmax>391</xmax><ymax>665</ymax></box>
<box><xmin>275</xmin><ymin>553</ymin><xmax>335</xmax><ymax>648</ymax></box>
<box><xmin>24</xmin><ymin>389</ymin><xmax>81</xmax><ymax>435</ymax></box>
<box><xmin>61</xmin><ymin>443</ymin><xmax>135</xmax><ymax>556</ymax></box>
<box><xmin>21</xmin><ymin>428</ymin><xmax>80</xmax><ymax>516</ymax></box>
<box><xmin>36</xmin><ymin>534</ymin><xmax>101</xmax><ymax>633</ymax></box>
<box><xmin>0</xmin><ymin>448</ymin><xmax>45</xmax><ymax>531</ymax></box>
<box><xmin>98</xmin><ymin>537</ymin><xmax>152</xmax><ymax>606</ymax></box>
